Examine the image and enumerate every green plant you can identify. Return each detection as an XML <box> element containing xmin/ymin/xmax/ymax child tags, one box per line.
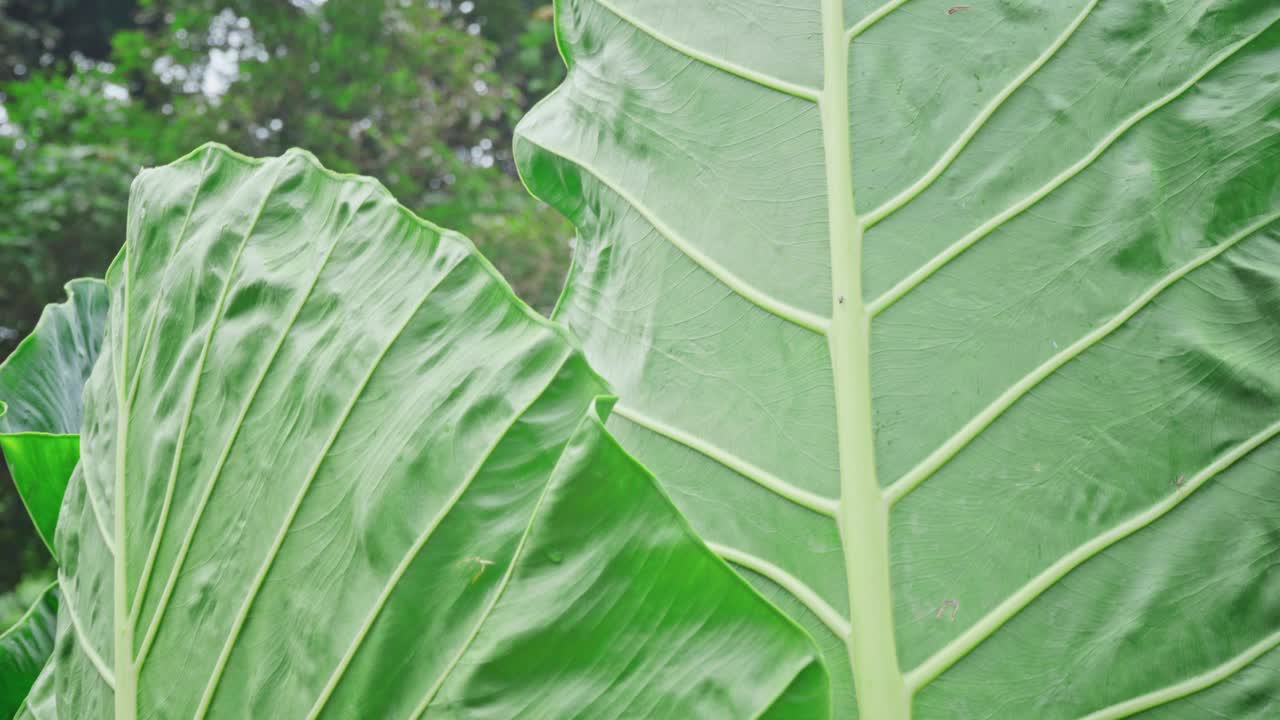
<box><xmin>0</xmin><ymin>278</ymin><xmax>107</xmax><ymax>557</ymax></box>
<box><xmin>0</xmin><ymin>581</ymin><xmax>56</xmax><ymax>719</ymax></box>
<box><xmin>4</xmin><ymin>0</ymin><xmax>1280</xmax><ymax>717</ymax></box>
<box><xmin>0</xmin><ymin>0</ymin><xmax>576</xmax><ymax>584</ymax></box>
<box><xmin>5</xmin><ymin>145</ymin><xmax>827</xmax><ymax>718</ymax></box>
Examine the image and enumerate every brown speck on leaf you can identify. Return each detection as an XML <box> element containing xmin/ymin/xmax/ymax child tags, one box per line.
<box><xmin>1175</xmin><ymin>474</ymin><xmax>1185</xmax><ymax>487</ymax></box>
<box><xmin>466</xmin><ymin>556</ymin><xmax>495</xmax><ymax>583</ymax></box>
<box><xmin>947</xmin><ymin>5</ymin><xmax>971</xmax><ymax>14</ymax></box>
<box><xmin>935</xmin><ymin>599</ymin><xmax>959</xmax><ymax>621</ymax></box>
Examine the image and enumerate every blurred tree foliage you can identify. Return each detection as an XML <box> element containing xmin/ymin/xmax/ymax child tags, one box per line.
<box><xmin>0</xmin><ymin>0</ymin><xmax>568</xmax><ymax>593</ymax></box>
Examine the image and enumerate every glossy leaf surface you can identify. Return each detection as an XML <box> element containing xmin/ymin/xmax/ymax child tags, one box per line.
<box><xmin>51</xmin><ymin>144</ymin><xmax>827</xmax><ymax>718</ymax></box>
<box><xmin>517</xmin><ymin>0</ymin><xmax>1280</xmax><ymax>716</ymax></box>
<box><xmin>14</xmin><ymin>659</ymin><xmax>57</xmax><ymax>720</ymax></box>
<box><xmin>1</xmin><ymin>583</ymin><xmax>58</xmax><ymax>719</ymax></box>
<box><xmin>0</xmin><ymin>279</ymin><xmax>108</xmax><ymax>554</ymax></box>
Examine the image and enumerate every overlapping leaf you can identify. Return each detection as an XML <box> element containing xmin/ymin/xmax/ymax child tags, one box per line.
<box><xmin>517</xmin><ymin>0</ymin><xmax>1280</xmax><ymax>716</ymax></box>
<box><xmin>0</xmin><ymin>278</ymin><xmax>108</xmax><ymax>554</ymax></box>
<box><xmin>50</xmin><ymin>144</ymin><xmax>828</xmax><ymax>718</ymax></box>
<box><xmin>1</xmin><ymin>583</ymin><xmax>58</xmax><ymax>719</ymax></box>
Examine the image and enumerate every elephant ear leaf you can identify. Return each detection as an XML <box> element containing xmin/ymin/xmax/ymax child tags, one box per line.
<box><xmin>517</xmin><ymin>0</ymin><xmax>1280</xmax><ymax>717</ymax></box>
<box><xmin>52</xmin><ymin>144</ymin><xmax>828</xmax><ymax>718</ymax></box>
<box><xmin>12</xmin><ymin>657</ymin><xmax>56</xmax><ymax>720</ymax></box>
<box><xmin>0</xmin><ymin>278</ymin><xmax>108</xmax><ymax>556</ymax></box>
<box><xmin>1</xmin><ymin>583</ymin><xmax>58</xmax><ymax>719</ymax></box>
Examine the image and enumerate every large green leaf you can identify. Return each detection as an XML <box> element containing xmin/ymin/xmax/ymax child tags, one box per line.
<box><xmin>51</xmin><ymin>144</ymin><xmax>827</xmax><ymax>718</ymax></box>
<box><xmin>13</xmin><ymin>659</ymin><xmax>57</xmax><ymax>720</ymax></box>
<box><xmin>1</xmin><ymin>583</ymin><xmax>58</xmax><ymax>719</ymax></box>
<box><xmin>517</xmin><ymin>1</ymin><xmax>1280</xmax><ymax>716</ymax></box>
<box><xmin>0</xmin><ymin>278</ymin><xmax>108</xmax><ymax>555</ymax></box>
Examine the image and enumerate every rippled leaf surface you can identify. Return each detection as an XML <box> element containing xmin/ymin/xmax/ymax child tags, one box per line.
<box><xmin>0</xmin><ymin>279</ymin><xmax>108</xmax><ymax>554</ymax></box>
<box><xmin>2</xmin><ymin>583</ymin><xmax>58</xmax><ymax>718</ymax></box>
<box><xmin>51</xmin><ymin>144</ymin><xmax>827</xmax><ymax>718</ymax></box>
<box><xmin>517</xmin><ymin>0</ymin><xmax>1280</xmax><ymax>716</ymax></box>
<box><xmin>13</xmin><ymin>658</ymin><xmax>56</xmax><ymax>720</ymax></box>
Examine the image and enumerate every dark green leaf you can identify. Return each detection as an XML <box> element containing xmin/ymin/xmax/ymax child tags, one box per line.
<box><xmin>1</xmin><ymin>583</ymin><xmax>58</xmax><ymax>719</ymax></box>
<box><xmin>0</xmin><ymin>278</ymin><xmax>108</xmax><ymax>556</ymax></box>
<box><xmin>52</xmin><ymin>144</ymin><xmax>827</xmax><ymax>718</ymax></box>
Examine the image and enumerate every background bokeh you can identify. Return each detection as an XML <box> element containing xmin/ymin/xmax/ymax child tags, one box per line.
<box><xmin>0</xmin><ymin>0</ymin><xmax>570</xmax><ymax>620</ymax></box>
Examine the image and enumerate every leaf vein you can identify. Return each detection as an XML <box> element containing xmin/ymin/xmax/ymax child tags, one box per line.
<box><xmin>407</xmin><ymin>412</ymin><xmax>580</xmax><ymax>718</ymax></box>
<box><xmin>593</xmin><ymin>0</ymin><xmax>819</xmax><ymax>101</ymax></box>
<box><xmin>1080</xmin><ymin>629</ymin><xmax>1280</xmax><ymax>720</ymax></box>
<box><xmin>516</xmin><ymin>135</ymin><xmax>830</xmax><ymax>335</ymax></box>
<box><xmin>58</xmin><ymin>579</ymin><xmax>116</xmax><ymax>690</ymax></box>
<box><xmin>128</xmin><ymin>159</ymin><xmax>289</xmax><ymax>670</ymax></box>
<box><xmin>708</xmin><ymin>541</ymin><xmax>851</xmax><ymax>639</ymax></box>
<box><xmin>303</xmin><ymin>349</ymin><xmax>574</xmax><ymax>719</ymax></box>
<box><xmin>613</xmin><ymin>403</ymin><xmax>839</xmax><ymax>518</ymax></box>
<box><xmin>130</xmin><ymin>181</ymin><xmax>372</xmax><ymax>663</ymax></box>
<box><xmin>846</xmin><ymin>0</ymin><xmax>913</xmax><ymax>42</ymax></box>
<box><xmin>904</xmin><ymin>417</ymin><xmax>1280</xmax><ymax>693</ymax></box>
<box><xmin>191</xmin><ymin>250</ymin><xmax>469</xmax><ymax>719</ymax></box>
<box><xmin>868</xmin><ymin>25</ymin><xmax>1272</xmax><ymax>316</ymax></box>
<box><xmin>80</xmin><ymin>471</ymin><xmax>117</xmax><ymax>556</ymax></box>
<box><xmin>885</xmin><ymin>210</ymin><xmax>1280</xmax><ymax>505</ymax></box>
<box><xmin>860</xmin><ymin>0</ymin><xmax>1100</xmax><ymax>229</ymax></box>
<box><xmin>123</xmin><ymin>150</ymin><xmax>214</xmax><ymax>408</ymax></box>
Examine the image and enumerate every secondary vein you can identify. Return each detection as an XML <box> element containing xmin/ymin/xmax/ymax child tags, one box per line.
<box><xmin>708</xmin><ymin>541</ymin><xmax>851</xmax><ymax>639</ymax></box>
<box><xmin>408</xmin><ymin>421</ymin><xmax>577</xmax><ymax>718</ymax></box>
<box><xmin>885</xmin><ymin>210</ymin><xmax>1280</xmax><ymax>506</ymax></box>
<box><xmin>859</xmin><ymin>0</ymin><xmax>1100</xmax><ymax>229</ymax></box>
<box><xmin>303</xmin><ymin>349</ymin><xmax>573</xmax><ymax>719</ymax></box>
<box><xmin>593</xmin><ymin>0</ymin><xmax>819</xmax><ymax>101</ymax></box>
<box><xmin>128</xmin><ymin>159</ymin><xmax>288</xmax><ymax>672</ymax></box>
<box><xmin>129</xmin><ymin>180</ymin><xmax>370</xmax><ymax>648</ymax></box>
<box><xmin>516</xmin><ymin>135</ymin><xmax>830</xmax><ymax>335</ymax></box>
<box><xmin>846</xmin><ymin>0</ymin><xmax>915</xmax><ymax>42</ymax></box>
<box><xmin>868</xmin><ymin>26</ymin><xmax>1271</xmax><ymax>317</ymax></box>
<box><xmin>1080</xmin><ymin>629</ymin><xmax>1280</xmax><ymax>720</ymax></box>
<box><xmin>905</xmin><ymin>417</ymin><xmax>1280</xmax><ymax>693</ymax></box>
<box><xmin>80</xmin><ymin>472</ymin><xmax>117</xmax><ymax>556</ymax></box>
<box><xmin>613</xmin><ymin>404</ymin><xmax>840</xmax><ymax>518</ymax></box>
<box><xmin>191</xmin><ymin>251</ymin><xmax>467</xmax><ymax>719</ymax></box>
<box><xmin>60</xmin><ymin>581</ymin><xmax>116</xmax><ymax>690</ymax></box>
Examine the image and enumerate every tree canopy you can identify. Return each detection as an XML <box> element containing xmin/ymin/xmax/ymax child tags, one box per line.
<box><xmin>0</xmin><ymin>0</ymin><xmax>566</xmax><ymax>597</ymax></box>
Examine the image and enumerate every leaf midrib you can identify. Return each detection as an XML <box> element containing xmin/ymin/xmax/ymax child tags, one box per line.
<box><xmin>533</xmin><ymin>2</ymin><xmax>1280</xmax><ymax>716</ymax></box>
<box><xmin>129</xmin><ymin>178</ymin><xmax>371</xmax><ymax>675</ymax></box>
<box><xmin>111</xmin><ymin>158</ymin><xmax>286</xmax><ymax>720</ymax></box>
<box><xmin>818</xmin><ymin>0</ymin><xmax>909</xmax><ymax>717</ymax></box>
<box><xmin>98</xmin><ymin>144</ymin><xmax>606</xmax><ymax>718</ymax></box>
